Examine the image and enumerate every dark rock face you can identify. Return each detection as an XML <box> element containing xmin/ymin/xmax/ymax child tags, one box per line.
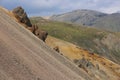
<box><xmin>28</xmin><ymin>25</ymin><xmax>48</xmax><ymax>42</ymax></box>
<box><xmin>12</xmin><ymin>7</ymin><xmax>48</xmax><ymax>42</ymax></box>
<box><xmin>74</xmin><ymin>58</ymin><xmax>95</xmax><ymax>69</ymax></box>
<box><xmin>35</xmin><ymin>29</ymin><xmax>48</xmax><ymax>42</ymax></box>
<box><xmin>12</xmin><ymin>6</ymin><xmax>32</xmax><ymax>27</ymax></box>
<box><xmin>73</xmin><ymin>58</ymin><xmax>109</xmax><ymax>79</ymax></box>
<box><xmin>53</xmin><ymin>46</ymin><xmax>60</xmax><ymax>53</ymax></box>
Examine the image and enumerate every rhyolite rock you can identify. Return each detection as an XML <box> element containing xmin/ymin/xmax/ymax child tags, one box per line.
<box><xmin>12</xmin><ymin>7</ymin><xmax>48</xmax><ymax>41</ymax></box>
<box><xmin>12</xmin><ymin>6</ymin><xmax>32</xmax><ymax>27</ymax></box>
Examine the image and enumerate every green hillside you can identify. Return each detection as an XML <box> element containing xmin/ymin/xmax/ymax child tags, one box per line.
<box><xmin>30</xmin><ymin>17</ymin><xmax>120</xmax><ymax>64</ymax></box>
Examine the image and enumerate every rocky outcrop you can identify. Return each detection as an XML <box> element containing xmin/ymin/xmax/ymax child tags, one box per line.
<box><xmin>73</xmin><ymin>58</ymin><xmax>109</xmax><ymax>79</ymax></box>
<box><xmin>27</xmin><ymin>24</ymin><xmax>48</xmax><ymax>42</ymax></box>
<box><xmin>12</xmin><ymin>6</ymin><xmax>32</xmax><ymax>27</ymax></box>
<box><xmin>74</xmin><ymin>58</ymin><xmax>95</xmax><ymax>70</ymax></box>
<box><xmin>32</xmin><ymin>25</ymin><xmax>48</xmax><ymax>42</ymax></box>
<box><xmin>12</xmin><ymin>7</ymin><xmax>48</xmax><ymax>41</ymax></box>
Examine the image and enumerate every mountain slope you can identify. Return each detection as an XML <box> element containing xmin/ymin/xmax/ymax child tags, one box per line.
<box><xmin>92</xmin><ymin>13</ymin><xmax>120</xmax><ymax>32</ymax></box>
<box><xmin>0</xmin><ymin>7</ymin><xmax>93</xmax><ymax>80</ymax></box>
<box><xmin>30</xmin><ymin>17</ymin><xmax>120</xmax><ymax>64</ymax></box>
<box><xmin>50</xmin><ymin>9</ymin><xmax>107</xmax><ymax>26</ymax></box>
<box><xmin>46</xmin><ymin>36</ymin><xmax>120</xmax><ymax>80</ymax></box>
<box><xmin>50</xmin><ymin>9</ymin><xmax>120</xmax><ymax>32</ymax></box>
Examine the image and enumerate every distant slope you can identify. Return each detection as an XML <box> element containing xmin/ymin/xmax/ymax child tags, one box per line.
<box><xmin>30</xmin><ymin>17</ymin><xmax>120</xmax><ymax>64</ymax></box>
<box><xmin>50</xmin><ymin>9</ymin><xmax>120</xmax><ymax>32</ymax></box>
<box><xmin>46</xmin><ymin>36</ymin><xmax>120</xmax><ymax>80</ymax></box>
<box><xmin>50</xmin><ymin>9</ymin><xmax>107</xmax><ymax>26</ymax></box>
<box><xmin>92</xmin><ymin>13</ymin><xmax>120</xmax><ymax>32</ymax></box>
<box><xmin>0</xmin><ymin>7</ymin><xmax>93</xmax><ymax>80</ymax></box>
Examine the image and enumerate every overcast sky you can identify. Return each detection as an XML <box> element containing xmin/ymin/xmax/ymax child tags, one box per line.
<box><xmin>0</xmin><ymin>0</ymin><xmax>120</xmax><ymax>16</ymax></box>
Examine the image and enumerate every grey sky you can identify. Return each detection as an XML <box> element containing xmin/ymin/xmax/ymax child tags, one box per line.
<box><xmin>0</xmin><ymin>0</ymin><xmax>120</xmax><ymax>16</ymax></box>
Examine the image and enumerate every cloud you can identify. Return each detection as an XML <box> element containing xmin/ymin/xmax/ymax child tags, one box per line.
<box><xmin>100</xmin><ymin>7</ymin><xmax>120</xmax><ymax>14</ymax></box>
<box><xmin>0</xmin><ymin>0</ymin><xmax>120</xmax><ymax>16</ymax></box>
<box><xmin>98</xmin><ymin>0</ymin><xmax>120</xmax><ymax>13</ymax></box>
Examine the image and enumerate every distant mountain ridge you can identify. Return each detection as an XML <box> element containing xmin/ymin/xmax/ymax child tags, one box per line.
<box><xmin>92</xmin><ymin>13</ymin><xmax>120</xmax><ymax>32</ymax></box>
<box><xmin>50</xmin><ymin>9</ymin><xmax>120</xmax><ymax>32</ymax></box>
<box><xmin>50</xmin><ymin>9</ymin><xmax>107</xmax><ymax>25</ymax></box>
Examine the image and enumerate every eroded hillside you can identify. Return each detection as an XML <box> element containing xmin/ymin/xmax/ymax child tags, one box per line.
<box><xmin>0</xmin><ymin>6</ymin><xmax>120</xmax><ymax>80</ymax></box>
<box><xmin>0</xmin><ymin>7</ymin><xmax>94</xmax><ymax>80</ymax></box>
<box><xmin>46</xmin><ymin>36</ymin><xmax>120</xmax><ymax>80</ymax></box>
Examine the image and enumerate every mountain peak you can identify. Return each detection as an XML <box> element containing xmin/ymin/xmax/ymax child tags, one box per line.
<box><xmin>50</xmin><ymin>9</ymin><xmax>107</xmax><ymax>25</ymax></box>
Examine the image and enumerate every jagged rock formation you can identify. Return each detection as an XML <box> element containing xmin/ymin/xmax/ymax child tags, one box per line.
<box><xmin>33</xmin><ymin>25</ymin><xmax>48</xmax><ymax>42</ymax></box>
<box><xmin>12</xmin><ymin>6</ymin><xmax>48</xmax><ymax>41</ymax></box>
<box><xmin>27</xmin><ymin>24</ymin><xmax>48</xmax><ymax>42</ymax></box>
<box><xmin>12</xmin><ymin>6</ymin><xmax>32</xmax><ymax>27</ymax></box>
<box><xmin>74</xmin><ymin>58</ymin><xmax>95</xmax><ymax>69</ymax></box>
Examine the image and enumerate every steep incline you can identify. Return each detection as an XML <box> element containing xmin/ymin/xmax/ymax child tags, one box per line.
<box><xmin>0</xmin><ymin>7</ymin><xmax>92</xmax><ymax>80</ymax></box>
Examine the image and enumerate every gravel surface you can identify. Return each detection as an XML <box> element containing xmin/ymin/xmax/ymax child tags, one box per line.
<box><xmin>0</xmin><ymin>7</ymin><xmax>93</xmax><ymax>80</ymax></box>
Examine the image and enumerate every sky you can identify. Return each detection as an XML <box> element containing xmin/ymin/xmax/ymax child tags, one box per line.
<box><xmin>0</xmin><ymin>0</ymin><xmax>120</xmax><ymax>16</ymax></box>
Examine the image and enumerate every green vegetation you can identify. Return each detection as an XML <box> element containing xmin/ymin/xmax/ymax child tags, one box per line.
<box><xmin>50</xmin><ymin>10</ymin><xmax>120</xmax><ymax>32</ymax></box>
<box><xmin>30</xmin><ymin>17</ymin><xmax>120</xmax><ymax>64</ymax></box>
<box><xmin>30</xmin><ymin>17</ymin><xmax>107</xmax><ymax>50</ymax></box>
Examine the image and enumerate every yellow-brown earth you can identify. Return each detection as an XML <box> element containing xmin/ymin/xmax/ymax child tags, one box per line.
<box><xmin>46</xmin><ymin>36</ymin><xmax>120</xmax><ymax>80</ymax></box>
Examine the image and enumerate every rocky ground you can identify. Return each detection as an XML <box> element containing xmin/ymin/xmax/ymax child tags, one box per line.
<box><xmin>46</xmin><ymin>36</ymin><xmax>120</xmax><ymax>80</ymax></box>
<box><xmin>0</xmin><ymin>7</ymin><xmax>91</xmax><ymax>80</ymax></box>
<box><xmin>0</xmin><ymin>6</ymin><xmax>120</xmax><ymax>80</ymax></box>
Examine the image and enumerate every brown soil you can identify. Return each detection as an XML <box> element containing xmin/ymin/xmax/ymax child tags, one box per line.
<box><xmin>46</xmin><ymin>36</ymin><xmax>120</xmax><ymax>80</ymax></box>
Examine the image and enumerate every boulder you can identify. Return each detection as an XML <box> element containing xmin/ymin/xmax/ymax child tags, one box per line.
<box><xmin>12</xmin><ymin>6</ymin><xmax>32</xmax><ymax>27</ymax></box>
<box><xmin>12</xmin><ymin>7</ymin><xmax>48</xmax><ymax>42</ymax></box>
<box><xmin>28</xmin><ymin>25</ymin><xmax>48</xmax><ymax>41</ymax></box>
<box><xmin>35</xmin><ymin>29</ymin><xmax>48</xmax><ymax>42</ymax></box>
